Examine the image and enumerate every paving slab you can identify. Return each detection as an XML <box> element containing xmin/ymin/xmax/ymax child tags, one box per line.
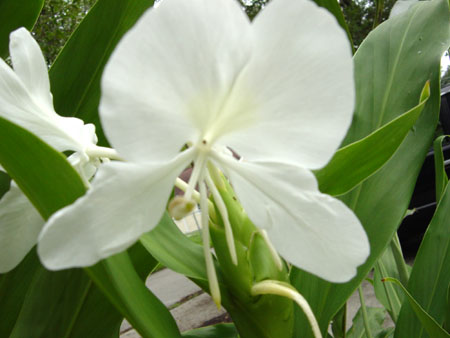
<box><xmin>145</xmin><ymin>268</ymin><xmax>201</xmax><ymax>308</ymax></box>
<box><xmin>171</xmin><ymin>292</ymin><xmax>227</xmax><ymax>332</ymax></box>
<box><xmin>120</xmin><ymin>268</ymin><xmax>202</xmax><ymax>334</ymax></box>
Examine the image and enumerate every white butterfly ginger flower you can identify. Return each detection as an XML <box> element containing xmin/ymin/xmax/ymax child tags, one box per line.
<box><xmin>38</xmin><ymin>0</ymin><xmax>370</xmax><ymax>286</ymax></box>
<box><xmin>0</xmin><ymin>28</ymin><xmax>114</xmax><ymax>272</ymax></box>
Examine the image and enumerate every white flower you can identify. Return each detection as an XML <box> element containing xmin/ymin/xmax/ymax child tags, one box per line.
<box><xmin>0</xmin><ymin>28</ymin><xmax>107</xmax><ymax>272</ymax></box>
<box><xmin>38</xmin><ymin>0</ymin><xmax>369</xmax><ymax>283</ymax></box>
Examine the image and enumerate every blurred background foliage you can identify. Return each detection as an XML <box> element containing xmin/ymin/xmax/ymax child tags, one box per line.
<box><xmin>32</xmin><ymin>0</ymin><xmax>96</xmax><ymax>64</ymax></box>
<box><xmin>32</xmin><ymin>0</ymin><xmax>450</xmax><ymax>82</ymax></box>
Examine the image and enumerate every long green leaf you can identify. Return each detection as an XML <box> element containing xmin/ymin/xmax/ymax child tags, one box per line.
<box><xmin>385</xmin><ymin>278</ymin><xmax>450</xmax><ymax>338</ymax></box>
<box><xmin>316</xmin><ymin>81</ymin><xmax>430</xmax><ymax>196</ymax></box>
<box><xmin>433</xmin><ymin>135</ymin><xmax>449</xmax><ymax>201</ymax></box>
<box><xmin>291</xmin><ymin>0</ymin><xmax>450</xmax><ymax>335</ymax></box>
<box><xmin>0</xmin><ymin>118</ymin><xmax>86</xmax><ymax>217</ymax></box>
<box><xmin>346</xmin><ymin>307</ymin><xmax>387</xmax><ymax>338</ymax></box>
<box><xmin>394</xmin><ymin>182</ymin><xmax>450</xmax><ymax>337</ymax></box>
<box><xmin>182</xmin><ymin>323</ymin><xmax>239</xmax><ymax>338</ymax></box>
<box><xmin>49</xmin><ymin>0</ymin><xmax>153</xmax><ymax>146</ymax></box>
<box><xmin>0</xmin><ymin>118</ymin><xmax>178</xmax><ymax>337</ymax></box>
<box><xmin>104</xmin><ymin>252</ymin><xmax>181</xmax><ymax>338</ymax></box>
<box><xmin>0</xmin><ymin>170</ymin><xmax>11</xmax><ymax>199</ymax></box>
<box><xmin>373</xmin><ymin>244</ymin><xmax>405</xmax><ymax>322</ymax></box>
<box><xmin>0</xmin><ymin>251</ymin><xmax>40</xmax><ymax>337</ymax></box>
<box><xmin>140</xmin><ymin>214</ymin><xmax>209</xmax><ymax>283</ymax></box>
<box><xmin>0</xmin><ymin>0</ymin><xmax>44</xmax><ymax>58</ymax></box>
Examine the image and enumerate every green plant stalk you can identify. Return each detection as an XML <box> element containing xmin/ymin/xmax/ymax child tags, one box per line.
<box><xmin>358</xmin><ymin>286</ymin><xmax>373</xmax><ymax>338</ymax></box>
<box><xmin>390</xmin><ymin>233</ymin><xmax>410</xmax><ymax>285</ymax></box>
<box><xmin>376</xmin><ymin>261</ymin><xmax>398</xmax><ymax>322</ymax></box>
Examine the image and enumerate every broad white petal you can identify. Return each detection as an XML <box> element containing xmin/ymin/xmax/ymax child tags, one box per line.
<box><xmin>9</xmin><ymin>28</ymin><xmax>54</xmax><ymax>114</ymax></box>
<box><xmin>0</xmin><ymin>182</ymin><xmax>44</xmax><ymax>273</ymax></box>
<box><xmin>216</xmin><ymin>155</ymin><xmax>369</xmax><ymax>282</ymax></box>
<box><xmin>100</xmin><ymin>0</ymin><xmax>251</xmax><ymax>162</ymax></box>
<box><xmin>38</xmin><ymin>149</ymin><xmax>194</xmax><ymax>269</ymax></box>
<box><xmin>0</xmin><ymin>59</ymin><xmax>87</xmax><ymax>152</ymax></box>
<box><xmin>218</xmin><ymin>0</ymin><xmax>355</xmax><ymax>169</ymax></box>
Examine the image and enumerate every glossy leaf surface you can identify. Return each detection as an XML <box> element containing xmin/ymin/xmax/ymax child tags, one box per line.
<box><xmin>316</xmin><ymin>82</ymin><xmax>429</xmax><ymax>196</ymax></box>
<box><xmin>0</xmin><ymin>0</ymin><xmax>44</xmax><ymax>58</ymax></box>
<box><xmin>394</xmin><ymin>181</ymin><xmax>450</xmax><ymax>337</ymax></box>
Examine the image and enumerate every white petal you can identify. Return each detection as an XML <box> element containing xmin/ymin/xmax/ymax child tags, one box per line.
<box><xmin>38</xmin><ymin>149</ymin><xmax>194</xmax><ymax>269</ymax></box>
<box><xmin>0</xmin><ymin>182</ymin><xmax>44</xmax><ymax>273</ymax></box>
<box><xmin>100</xmin><ymin>0</ymin><xmax>251</xmax><ymax>162</ymax></box>
<box><xmin>216</xmin><ymin>155</ymin><xmax>369</xmax><ymax>282</ymax></box>
<box><xmin>9</xmin><ymin>28</ymin><xmax>54</xmax><ymax>114</ymax></box>
<box><xmin>0</xmin><ymin>29</ymin><xmax>93</xmax><ymax>153</ymax></box>
<box><xmin>0</xmin><ymin>59</ymin><xmax>87</xmax><ymax>153</ymax></box>
<box><xmin>218</xmin><ymin>0</ymin><xmax>355</xmax><ymax>169</ymax></box>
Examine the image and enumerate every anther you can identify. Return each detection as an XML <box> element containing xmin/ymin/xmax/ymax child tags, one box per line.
<box><xmin>168</xmin><ymin>196</ymin><xmax>196</xmax><ymax>220</ymax></box>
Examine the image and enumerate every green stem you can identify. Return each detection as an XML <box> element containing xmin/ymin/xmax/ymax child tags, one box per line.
<box><xmin>358</xmin><ymin>285</ymin><xmax>373</xmax><ymax>338</ymax></box>
<box><xmin>376</xmin><ymin>261</ymin><xmax>398</xmax><ymax>322</ymax></box>
<box><xmin>390</xmin><ymin>233</ymin><xmax>410</xmax><ymax>285</ymax></box>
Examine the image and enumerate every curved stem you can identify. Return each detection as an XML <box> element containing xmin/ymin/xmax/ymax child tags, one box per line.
<box><xmin>358</xmin><ymin>285</ymin><xmax>373</xmax><ymax>338</ymax></box>
<box><xmin>251</xmin><ymin>280</ymin><xmax>322</xmax><ymax>338</ymax></box>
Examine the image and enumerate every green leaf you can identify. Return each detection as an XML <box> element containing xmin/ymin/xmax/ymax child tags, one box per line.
<box><xmin>433</xmin><ymin>135</ymin><xmax>449</xmax><ymax>201</ymax></box>
<box><xmin>315</xmin><ymin>81</ymin><xmax>430</xmax><ymax>196</ymax></box>
<box><xmin>385</xmin><ymin>278</ymin><xmax>450</xmax><ymax>338</ymax></box>
<box><xmin>102</xmin><ymin>252</ymin><xmax>181</xmax><ymax>338</ymax></box>
<box><xmin>140</xmin><ymin>213</ymin><xmax>209</xmax><ymax>283</ymax></box>
<box><xmin>0</xmin><ymin>117</ymin><xmax>86</xmax><ymax>217</ymax></box>
<box><xmin>0</xmin><ymin>118</ymin><xmax>178</xmax><ymax>337</ymax></box>
<box><xmin>291</xmin><ymin>0</ymin><xmax>450</xmax><ymax>336</ymax></box>
<box><xmin>0</xmin><ymin>0</ymin><xmax>44</xmax><ymax>58</ymax></box>
<box><xmin>0</xmin><ymin>251</ymin><xmax>40</xmax><ymax>337</ymax></box>
<box><xmin>394</xmin><ymin>182</ymin><xmax>450</xmax><ymax>337</ymax></box>
<box><xmin>312</xmin><ymin>0</ymin><xmax>354</xmax><ymax>52</ymax></box>
<box><xmin>49</xmin><ymin>0</ymin><xmax>153</xmax><ymax>146</ymax></box>
<box><xmin>0</xmin><ymin>170</ymin><xmax>11</xmax><ymax>199</ymax></box>
<box><xmin>2</xmin><ymin>240</ymin><xmax>157</xmax><ymax>338</ymax></box>
<box><xmin>331</xmin><ymin>304</ymin><xmax>347</xmax><ymax>338</ymax></box>
<box><xmin>346</xmin><ymin>307</ymin><xmax>387</xmax><ymax>338</ymax></box>
<box><xmin>373</xmin><ymin>244</ymin><xmax>405</xmax><ymax>322</ymax></box>
<box><xmin>182</xmin><ymin>323</ymin><xmax>239</xmax><ymax>338</ymax></box>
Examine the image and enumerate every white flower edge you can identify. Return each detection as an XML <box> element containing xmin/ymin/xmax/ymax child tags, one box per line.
<box><xmin>0</xmin><ymin>27</ymin><xmax>97</xmax><ymax>155</ymax></box>
<box><xmin>0</xmin><ymin>179</ymin><xmax>44</xmax><ymax>273</ymax></box>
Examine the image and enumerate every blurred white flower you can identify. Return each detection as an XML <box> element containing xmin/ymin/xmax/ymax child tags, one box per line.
<box><xmin>0</xmin><ymin>28</ymin><xmax>106</xmax><ymax>272</ymax></box>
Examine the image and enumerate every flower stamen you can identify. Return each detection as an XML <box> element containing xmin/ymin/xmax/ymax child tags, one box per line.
<box><xmin>259</xmin><ymin>229</ymin><xmax>283</xmax><ymax>271</ymax></box>
<box><xmin>184</xmin><ymin>152</ymin><xmax>207</xmax><ymax>200</ymax></box>
<box><xmin>205</xmin><ymin>170</ymin><xmax>238</xmax><ymax>265</ymax></box>
<box><xmin>200</xmin><ymin>179</ymin><xmax>221</xmax><ymax>308</ymax></box>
